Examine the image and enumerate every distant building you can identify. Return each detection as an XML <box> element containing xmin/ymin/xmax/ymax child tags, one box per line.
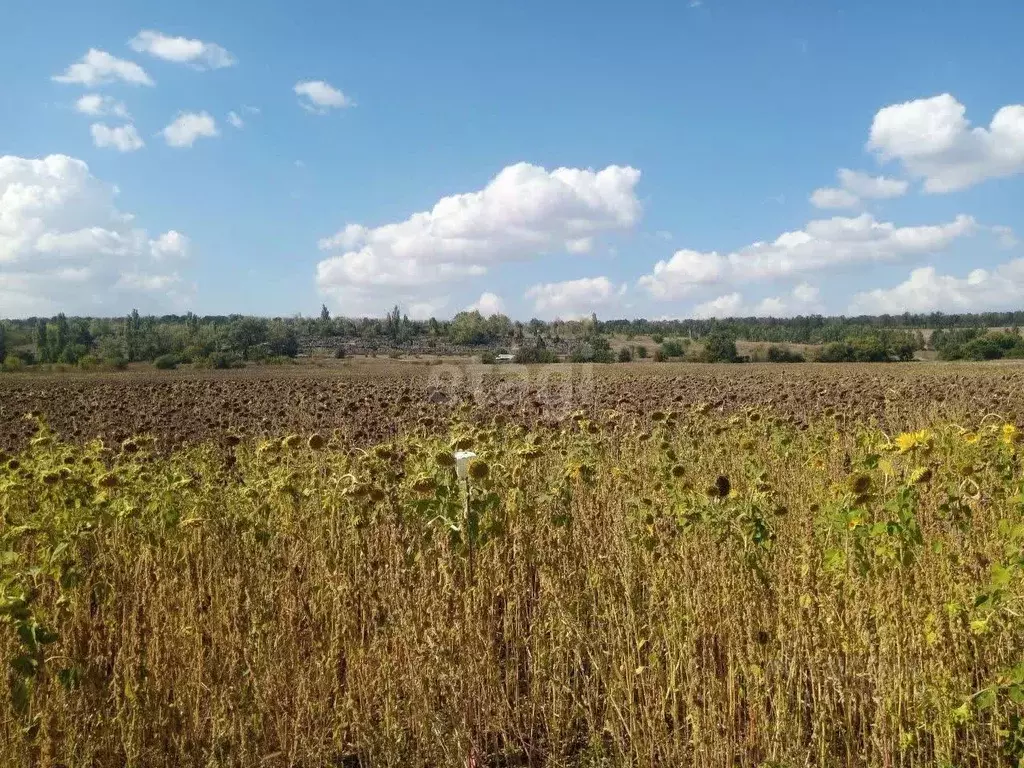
<box><xmin>495</xmin><ymin>354</ymin><xmax>515</xmax><ymax>364</ymax></box>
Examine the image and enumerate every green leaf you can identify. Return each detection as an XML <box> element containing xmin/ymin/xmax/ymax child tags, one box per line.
<box><xmin>975</xmin><ymin>687</ymin><xmax>997</xmax><ymax>711</ymax></box>
<box><xmin>10</xmin><ymin>677</ymin><xmax>30</xmax><ymax>716</ymax></box>
<box><xmin>57</xmin><ymin>666</ymin><xmax>82</xmax><ymax>691</ymax></box>
<box><xmin>16</xmin><ymin>623</ymin><xmax>38</xmax><ymax>651</ymax></box>
<box><xmin>991</xmin><ymin>563</ymin><xmax>1013</xmax><ymax>590</ymax></box>
<box><xmin>35</xmin><ymin>625</ymin><xmax>59</xmax><ymax>645</ymax></box>
<box><xmin>10</xmin><ymin>654</ymin><xmax>37</xmax><ymax>678</ymax></box>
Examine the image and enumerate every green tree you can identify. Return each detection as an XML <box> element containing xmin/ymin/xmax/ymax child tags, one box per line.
<box><xmin>54</xmin><ymin>313</ymin><xmax>70</xmax><ymax>357</ymax></box>
<box><xmin>227</xmin><ymin>317</ymin><xmax>269</xmax><ymax>360</ymax></box>
<box><xmin>35</xmin><ymin>320</ymin><xmax>48</xmax><ymax>363</ymax></box>
<box><xmin>701</xmin><ymin>330</ymin><xmax>738</xmax><ymax>363</ymax></box>
<box><xmin>124</xmin><ymin>309</ymin><xmax>143</xmax><ymax>362</ymax></box>
<box><xmin>267</xmin><ymin>321</ymin><xmax>300</xmax><ymax>357</ymax></box>
<box><xmin>0</xmin><ymin>323</ymin><xmax>6</xmax><ymax>363</ymax></box>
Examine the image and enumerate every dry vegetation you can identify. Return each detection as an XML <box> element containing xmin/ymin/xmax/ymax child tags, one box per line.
<box><xmin>3</xmin><ymin>362</ymin><xmax>1024</xmax><ymax>454</ymax></box>
<box><xmin>2</xmin><ymin>363</ymin><xmax>1024</xmax><ymax>767</ymax></box>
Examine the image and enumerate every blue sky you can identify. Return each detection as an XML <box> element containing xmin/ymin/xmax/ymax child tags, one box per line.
<box><xmin>1</xmin><ymin>0</ymin><xmax>1022</xmax><ymax>320</ymax></box>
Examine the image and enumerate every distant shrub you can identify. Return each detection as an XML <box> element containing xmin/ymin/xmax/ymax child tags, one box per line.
<box><xmin>2</xmin><ymin>354</ymin><xmax>25</xmax><ymax>373</ymax></box>
<box><xmin>263</xmin><ymin>355</ymin><xmax>295</xmax><ymax>366</ymax></box>
<box><xmin>617</xmin><ymin>347</ymin><xmax>633</xmax><ymax>363</ymax></box>
<box><xmin>701</xmin><ymin>331</ymin><xmax>738</xmax><ymax>363</ymax></box>
<box><xmin>660</xmin><ymin>340</ymin><xmax>685</xmax><ymax>358</ymax></box>
<box><xmin>154</xmin><ymin>354</ymin><xmax>178</xmax><ymax>370</ymax></box>
<box><xmin>634</xmin><ymin>345</ymin><xmax>648</xmax><ymax>359</ymax></box>
<box><xmin>195</xmin><ymin>351</ymin><xmax>244</xmax><ymax>370</ymax></box>
<box><xmin>102</xmin><ymin>352</ymin><xmax>128</xmax><ymax>370</ymax></box>
<box><xmin>765</xmin><ymin>345</ymin><xmax>805</xmax><ymax>363</ymax></box>
<box><xmin>78</xmin><ymin>355</ymin><xmax>102</xmax><ymax>371</ymax></box>
<box><xmin>480</xmin><ymin>351</ymin><xmax>497</xmax><ymax>365</ymax></box>
<box><xmin>181</xmin><ymin>344</ymin><xmax>214</xmax><ymax>364</ymax></box>
<box><xmin>514</xmin><ymin>346</ymin><xmax>558</xmax><ymax>364</ymax></box>
<box><xmin>652</xmin><ymin>348</ymin><xmax>666</xmax><ymax>362</ymax></box>
<box><xmin>651</xmin><ymin>334</ymin><xmax>665</xmax><ymax>344</ymax></box>
<box><xmin>334</xmin><ymin>346</ymin><xmax>347</xmax><ymax>359</ymax></box>
<box><xmin>570</xmin><ymin>340</ymin><xmax>614</xmax><ymax>363</ymax></box>
<box><xmin>58</xmin><ymin>344</ymin><xmax>89</xmax><ymax>365</ymax></box>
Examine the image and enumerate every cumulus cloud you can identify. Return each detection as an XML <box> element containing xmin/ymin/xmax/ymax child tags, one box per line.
<box><xmin>838</xmin><ymin>168</ymin><xmax>909</xmax><ymax>199</ymax></box>
<box><xmin>525</xmin><ymin>276</ymin><xmax>623</xmax><ymax>318</ymax></box>
<box><xmin>467</xmin><ymin>291</ymin><xmax>505</xmax><ymax>315</ymax></box>
<box><xmin>150</xmin><ymin>230</ymin><xmax>189</xmax><ymax>260</ymax></box>
<box><xmin>810</xmin><ymin>168</ymin><xmax>908</xmax><ymax>209</ymax></box>
<box><xmin>993</xmin><ymin>225</ymin><xmax>1019</xmax><ymax>249</ymax></box>
<box><xmin>810</xmin><ymin>187</ymin><xmax>860</xmax><ymax>210</ymax></box>
<box><xmin>161</xmin><ymin>112</ymin><xmax>218</xmax><ymax>148</ymax></box>
<box><xmin>638</xmin><ymin>212</ymin><xmax>976</xmax><ymax>299</ymax></box>
<box><xmin>90</xmin><ymin>123</ymin><xmax>144</xmax><ymax>152</ymax></box>
<box><xmin>129</xmin><ymin>30</ymin><xmax>235</xmax><ymax>69</ymax></box>
<box><xmin>53</xmin><ymin>49</ymin><xmax>153</xmax><ymax>87</ymax></box>
<box><xmin>316</xmin><ymin>162</ymin><xmax>641</xmax><ymax>314</ymax></box>
<box><xmin>75</xmin><ymin>93</ymin><xmax>129</xmax><ymax>119</ymax></box>
<box><xmin>0</xmin><ymin>154</ymin><xmax>189</xmax><ymax>316</ymax></box>
<box><xmin>692</xmin><ymin>283</ymin><xmax>823</xmax><ymax>319</ymax></box>
<box><xmin>850</xmin><ymin>261</ymin><xmax>1024</xmax><ymax>314</ymax></box>
<box><xmin>294</xmin><ymin>80</ymin><xmax>353</xmax><ymax>113</ymax></box>
<box><xmin>869</xmin><ymin>93</ymin><xmax>1024</xmax><ymax>192</ymax></box>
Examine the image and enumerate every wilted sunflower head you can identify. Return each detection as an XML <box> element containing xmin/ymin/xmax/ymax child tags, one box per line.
<box><xmin>715</xmin><ymin>474</ymin><xmax>731</xmax><ymax>498</ymax></box>
<box><xmin>307</xmin><ymin>433</ymin><xmax>326</xmax><ymax>450</ymax></box>
<box><xmin>282</xmin><ymin>434</ymin><xmax>302</xmax><ymax>449</ymax></box>
<box><xmin>435</xmin><ymin>451</ymin><xmax>456</xmax><ymax>468</ymax></box>
<box><xmin>671</xmin><ymin>464</ymin><xmax>685</xmax><ymax>479</ymax></box>
<box><xmin>411</xmin><ymin>475</ymin><xmax>437</xmax><ymax>494</ymax></box>
<box><xmin>849</xmin><ymin>474</ymin><xmax>872</xmax><ymax>495</ymax></box>
<box><xmin>468</xmin><ymin>459</ymin><xmax>490</xmax><ymax>481</ymax></box>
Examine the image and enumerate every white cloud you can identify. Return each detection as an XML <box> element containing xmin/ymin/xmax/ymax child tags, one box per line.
<box><xmin>525</xmin><ymin>276</ymin><xmax>623</xmax><ymax>318</ymax></box>
<box><xmin>90</xmin><ymin>123</ymin><xmax>144</xmax><ymax>152</ymax></box>
<box><xmin>692</xmin><ymin>283</ymin><xmax>823</xmax><ymax>319</ymax></box>
<box><xmin>294</xmin><ymin>80</ymin><xmax>353</xmax><ymax>113</ymax></box>
<box><xmin>227</xmin><ymin>111</ymin><xmax>244</xmax><ymax>129</ymax></box>
<box><xmin>869</xmin><ymin>93</ymin><xmax>1024</xmax><ymax>192</ymax></box>
<box><xmin>993</xmin><ymin>225</ymin><xmax>1019</xmax><ymax>249</ymax></box>
<box><xmin>838</xmin><ymin>168</ymin><xmax>909</xmax><ymax>199</ymax></box>
<box><xmin>467</xmin><ymin>291</ymin><xmax>505</xmax><ymax>315</ymax></box>
<box><xmin>810</xmin><ymin>187</ymin><xmax>860</xmax><ymax>210</ymax></box>
<box><xmin>161</xmin><ymin>112</ymin><xmax>219</xmax><ymax>148</ymax></box>
<box><xmin>53</xmin><ymin>49</ymin><xmax>153</xmax><ymax>87</ymax></box>
<box><xmin>75</xmin><ymin>93</ymin><xmax>130</xmax><ymax>119</ymax></box>
<box><xmin>810</xmin><ymin>168</ymin><xmax>908</xmax><ymax>209</ymax></box>
<box><xmin>316</xmin><ymin>162</ymin><xmax>641</xmax><ymax>314</ymax></box>
<box><xmin>692</xmin><ymin>292</ymin><xmax>744</xmax><ymax>319</ymax></box>
<box><xmin>0</xmin><ymin>154</ymin><xmax>189</xmax><ymax>316</ymax></box>
<box><xmin>638</xmin><ymin>213</ymin><xmax>976</xmax><ymax>299</ymax></box>
<box><xmin>150</xmin><ymin>230</ymin><xmax>189</xmax><ymax>260</ymax></box>
<box><xmin>850</xmin><ymin>261</ymin><xmax>1024</xmax><ymax>314</ymax></box>
<box><xmin>129</xmin><ymin>30</ymin><xmax>235</xmax><ymax>69</ymax></box>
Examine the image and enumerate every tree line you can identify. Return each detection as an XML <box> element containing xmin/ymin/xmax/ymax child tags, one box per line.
<box><xmin>0</xmin><ymin>305</ymin><xmax>1022</xmax><ymax>371</ymax></box>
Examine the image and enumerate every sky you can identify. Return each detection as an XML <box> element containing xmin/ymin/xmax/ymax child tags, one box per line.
<box><xmin>1</xmin><ymin>0</ymin><xmax>1022</xmax><ymax>321</ymax></box>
